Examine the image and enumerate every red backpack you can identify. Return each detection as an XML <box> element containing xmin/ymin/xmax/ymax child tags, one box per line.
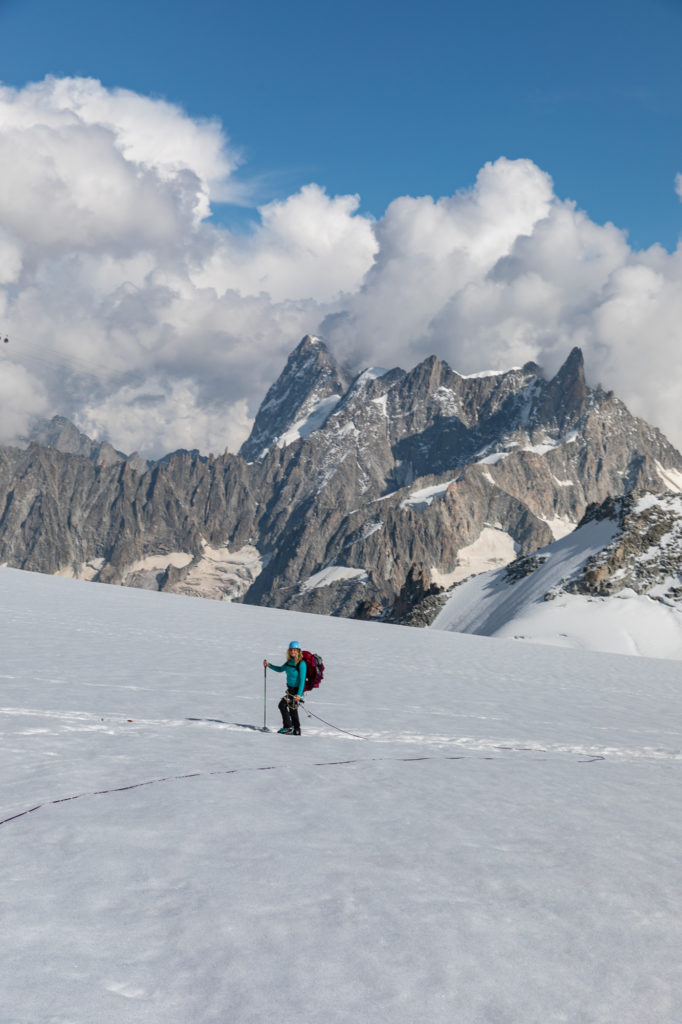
<box><xmin>301</xmin><ymin>651</ymin><xmax>324</xmax><ymax>691</ymax></box>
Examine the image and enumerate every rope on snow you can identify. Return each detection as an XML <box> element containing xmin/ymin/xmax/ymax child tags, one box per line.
<box><xmin>300</xmin><ymin>704</ymin><xmax>369</xmax><ymax>740</ymax></box>
<box><xmin>0</xmin><ymin>750</ymin><xmax>605</xmax><ymax>830</ymax></box>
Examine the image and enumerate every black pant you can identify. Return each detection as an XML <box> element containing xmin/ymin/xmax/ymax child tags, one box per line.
<box><xmin>279</xmin><ymin>693</ymin><xmax>301</xmax><ymax>733</ymax></box>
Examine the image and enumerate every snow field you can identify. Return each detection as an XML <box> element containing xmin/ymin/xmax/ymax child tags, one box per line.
<box><xmin>433</xmin><ymin>516</ymin><xmax>682</xmax><ymax>659</ymax></box>
<box><xmin>1</xmin><ymin>566</ymin><xmax>681</xmax><ymax>1023</ymax></box>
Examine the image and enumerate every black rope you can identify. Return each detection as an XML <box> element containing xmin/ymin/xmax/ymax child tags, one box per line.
<box><xmin>0</xmin><ymin>749</ymin><xmax>606</xmax><ymax>830</ymax></box>
<box><xmin>301</xmin><ymin>704</ymin><xmax>368</xmax><ymax>740</ymax></box>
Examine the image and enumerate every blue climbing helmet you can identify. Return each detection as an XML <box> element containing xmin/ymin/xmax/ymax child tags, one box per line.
<box><xmin>288</xmin><ymin>641</ymin><xmax>301</xmax><ymax>650</ymax></box>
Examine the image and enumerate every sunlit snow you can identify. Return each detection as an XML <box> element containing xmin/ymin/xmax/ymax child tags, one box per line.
<box><xmin>433</xmin><ymin>517</ymin><xmax>682</xmax><ymax>659</ymax></box>
<box><xmin>1</xmin><ymin>566</ymin><xmax>681</xmax><ymax>1023</ymax></box>
<box><xmin>399</xmin><ymin>479</ymin><xmax>456</xmax><ymax>510</ymax></box>
<box><xmin>300</xmin><ymin>565</ymin><xmax>369</xmax><ymax>592</ymax></box>
<box><xmin>275</xmin><ymin>394</ymin><xmax>342</xmax><ymax>448</ymax></box>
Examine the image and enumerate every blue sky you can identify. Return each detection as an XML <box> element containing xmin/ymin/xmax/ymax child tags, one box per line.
<box><xmin>2</xmin><ymin>0</ymin><xmax>681</xmax><ymax>249</ymax></box>
<box><xmin>1</xmin><ymin>0</ymin><xmax>682</xmax><ymax>457</ymax></box>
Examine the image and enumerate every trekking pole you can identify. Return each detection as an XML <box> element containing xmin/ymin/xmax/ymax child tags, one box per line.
<box><xmin>263</xmin><ymin>663</ymin><xmax>268</xmax><ymax>732</ymax></box>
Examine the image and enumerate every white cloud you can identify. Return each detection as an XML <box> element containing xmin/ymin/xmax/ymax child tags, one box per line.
<box><xmin>0</xmin><ymin>76</ymin><xmax>243</xmax><ymax>222</ymax></box>
<box><xmin>0</xmin><ymin>360</ymin><xmax>49</xmax><ymax>443</ymax></box>
<box><xmin>0</xmin><ymin>77</ymin><xmax>358</xmax><ymax>455</ymax></box>
<box><xmin>320</xmin><ymin>158</ymin><xmax>555</xmax><ymax>364</ymax></box>
<box><xmin>194</xmin><ymin>184</ymin><xmax>378</xmax><ymax>303</ymax></box>
<box><xmin>1</xmin><ymin>76</ymin><xmax>682</xmax><ymax>458</ymax></box>
<box><xmin>76</xmin><ymin>380</ymin><xmax>252</xmax><ymax>457</ymax></box>
<box><xmin>0</xmin><ymin>228</ymin><xmax>22</xmax><ymax>284</ymax></box>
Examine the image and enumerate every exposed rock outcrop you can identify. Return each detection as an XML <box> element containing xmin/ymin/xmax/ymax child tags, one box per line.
<box><xmin>567</xmin><ymin>492</ymin><xmax>682</xmax><ymax>603</ymax></box>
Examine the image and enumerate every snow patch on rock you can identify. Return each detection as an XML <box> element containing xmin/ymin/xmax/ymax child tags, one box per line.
<box><xmin>274</xmin><ymin>394</ymin><xmax>341</xmax><ymax>449</ymax></box>
<box><xmin>174</xmin><ymin>543</ymin><xmax>264</xmax><ymax>601</ymax></box>
<box><xmin>477</xmin><ymin>451</ymin><xmax>509</xmax><ymax>465</ymax></box>
<box><xmin>655</xmin><ymin>461</ymin><xmax>682</xmax><ymax>492</ymax></box>
<box><xmin>301</xmin><ymin>566</ymin><xmax>369</xmax><ymax>592</ymax></box>
<box><xmin>400</xmin><ymin>479</ymin><xmax>456</xmax><ymax>510</ymax></box>
<box><xmin>457</xmin><ymin>367</ymin><xmax>521</xmax><ymax>379</ymax></box>
<box><xmin>540</xmin><ymin>515</ymin><xmax>575</xmax><ymax>540</ymax></box>
<box><xmin>125</xmin><ymin>552</ymin><xmax>194</xmax><ymax>575</ymax></box>
<box><xmin>450</xmin><ymin>527</ymin><xmax>519</xmax><ymax>583</ymax></box>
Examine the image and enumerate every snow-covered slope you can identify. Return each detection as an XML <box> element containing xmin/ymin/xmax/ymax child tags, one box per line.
<box><xmin>432</xmin><ymin>492</ymin><xmax>682</xmax><ymax>659</ymax></box>
<box><xmin>1</xmin><ymin>567</ymin><xmax>681</xmax><ymax>1023</ymax></box>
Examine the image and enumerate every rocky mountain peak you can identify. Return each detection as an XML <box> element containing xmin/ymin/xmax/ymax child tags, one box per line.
<box><xmin>239</xmin><ymin>335</ymin><xmax>352</xmax><ymax>461</ymax></box>
<box><xmin>26</xmin><ymin>415</ymin><xmax>148</xmax><ymax>472</ymax></box>
<box><xmin>538</xmin><ymin>347</ymin><xmax>589</xmax><ymax>429</ymax></box>
<box><xmin>29</xmin><ymin>415</ymin><xmax>97</xmax><ymax>458</ymax></box>
<box><xmin>409</xmin><ymin>353</ymin><xmax>444</xmax><ymax>388</ymax></box>
<box><xmin>556</xmin><ymin>345</ymin><xmax>585</xmax><ymax>380</ymax></box>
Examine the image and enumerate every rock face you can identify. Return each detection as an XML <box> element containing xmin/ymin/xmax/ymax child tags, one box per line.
<box><xmin>566</xmin><ymin>492</ymin><xmax>682</xmax><ymax>604</ymax></box>
<box><xmin>27</xmin><ymin>415</ymin><xmax>149</xmax><ymax>472</ymax></box>
<box><xmin>239</xmin><ymin>335</ymin><xmax>352</xmax><ymax>462</ymax></box>
<box><xmin>1</xmin><ymin>337</ymin><xmax>681</xmax><ymax>619</ymax></box>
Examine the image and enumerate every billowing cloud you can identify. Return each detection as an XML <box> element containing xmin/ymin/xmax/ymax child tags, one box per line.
<box><xmin>193</xmin><ymin>184</ymin><xmax>378</xmax><ymax>303</ymax></box>
<box><xmin>0</xmin><ymin>76</ymin><xmax>358</xmax><ymax>453</ymax></box>
<box><xmin>77</xmin><ymin>379</ymin><xmax>252</xmax><ymax>458</ymax></box>
<box><xmin>0</xmin><ymin>360</ymin><xmax>49</xmax><ymax>441</ymax></box>
<box><xmin>1</xmin><ymin>76</ymin><xmax>681</xmax><ymax>457</ymax></box>
<box><xmin>320</xmin><ymin>158</ymin><xmax>556</xmax><ymax>365</ymax></box>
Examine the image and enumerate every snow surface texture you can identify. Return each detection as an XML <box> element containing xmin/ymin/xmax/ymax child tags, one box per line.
<box><xmin>1</xmin><ymin>566</ymin><xmax>681</xmax><ymax>1023</ymax></box>
<box><xmin>433</xmin><ymin>518</ymin><xmax>682</xmax><ymax>659</ymax></box>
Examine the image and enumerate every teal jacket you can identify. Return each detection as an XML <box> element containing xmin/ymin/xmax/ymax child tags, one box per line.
<box><xmin>268</xmin><ymin>658</ymin><xmax>307</xmax><ymax>696</ymax></box>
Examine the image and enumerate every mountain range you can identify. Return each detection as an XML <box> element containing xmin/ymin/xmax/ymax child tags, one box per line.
<box><xmin>1</xmin><ymin>334</ymin><xmax>681</xmax><ymax>633</ymax></box>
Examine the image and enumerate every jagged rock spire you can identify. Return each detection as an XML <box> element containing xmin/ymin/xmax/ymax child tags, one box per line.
<box><xmin>239</xmin><ymin>335</ymin><xmax>352</xmax><ymax>461</ymax></box>
<box><xmin>536</xmin><ymin>347</ymin><xmax>589</xmax><ymax>429</ymax></box>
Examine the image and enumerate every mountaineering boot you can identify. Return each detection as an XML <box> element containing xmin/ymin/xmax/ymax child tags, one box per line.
<box><xmin>278</xmin><ymin>727</ymin><xmax>294</xmax><ymax>734</ymax></box>
<box><xmin>293</xmin><ymin>729</ymin><xmax>301</xmax><ymax>736</ymax></box>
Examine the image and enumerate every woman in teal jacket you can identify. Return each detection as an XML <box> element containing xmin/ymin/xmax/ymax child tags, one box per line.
<box><xmin>263</xmin><ymin>641</ymin><xmax>307</xmax><ymax>735</ymax></box>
